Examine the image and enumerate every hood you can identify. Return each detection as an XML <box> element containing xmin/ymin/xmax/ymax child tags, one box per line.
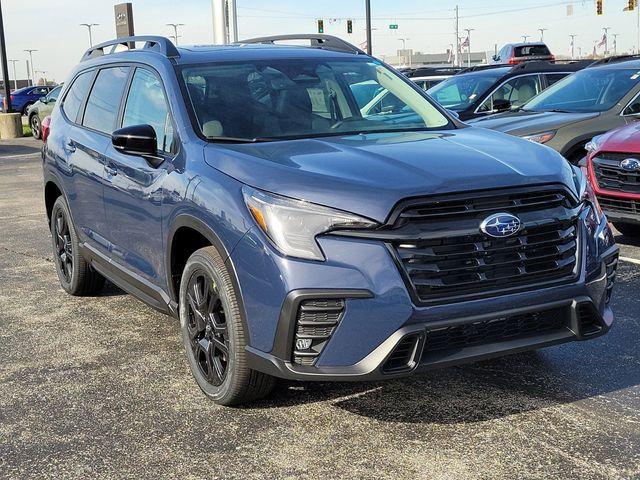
<box><xmin>469</xmin><ymin>110</ymin><xmax>600</xmax><ymax>136</ymax></box>
<box><xmin>203</xmin><ymin>127</ymin><xmax>577</xmax><ymax>223</ymax></box>
<box><xmin>598</xmin><ymin>122</ymin><xmax>640</xmax><ymax>153</ymax></box>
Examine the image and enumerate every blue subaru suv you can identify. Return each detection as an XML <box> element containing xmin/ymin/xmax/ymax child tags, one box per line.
<box><xmin>42</xmin><ymin>35</ymin><xmax>618</xmax><ymax>405</ymax></box>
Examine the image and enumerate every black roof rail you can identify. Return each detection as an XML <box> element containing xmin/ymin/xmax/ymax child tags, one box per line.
<box><xmin>588</xmin><ymin>54</ymin><xmax>640</xmax><ymax>67</ymax></box>
<box><xmin>509</xmin><ymin>59</ymin><xmax>591</xmax><ymax>72</ymax></box>
<box><xmin>239</xmin><ymin>34</ymin><xmax>365</xmax><ymax>55</ymax></box>
<box><xmin>80</xmin><ymin>35</ymin><xmax>180</xmax><ymax>62</ymax></box>
<box><xmin>404</xmin><ymin>66</ymin><xmax>465</xmax><ymax>77</ymax></box>
<box><xmin>458</xmin><ymin>64</ymin><xmax>508</xmax><ymax>74</ymax></box>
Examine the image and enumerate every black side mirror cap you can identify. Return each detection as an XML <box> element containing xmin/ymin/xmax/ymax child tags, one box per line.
<box><xmin>112</xmin><ymin>124</ymin><xmax>163</xmax><ymax>167</ymax></box>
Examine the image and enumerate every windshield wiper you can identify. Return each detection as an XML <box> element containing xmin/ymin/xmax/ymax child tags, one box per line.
<box><xmin>206</xmin><ymin>136</ymin><xmax>274</xmax><ymax>143</ymax></box>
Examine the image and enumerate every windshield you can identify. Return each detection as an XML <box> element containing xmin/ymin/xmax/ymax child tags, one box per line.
<box><xmin>523</xmin><ymin>67</ymin><xmax>640</xmax><ymax>113</ymax></box>
<box><xmin>180</xmin><ymin>58</ymin><xmax>451</xmax><ymax>141</ymax></box>
<box><xmin>427</xmin><ymin>69</ymin><xmax>507</xmax><ymax>111</ymax></box>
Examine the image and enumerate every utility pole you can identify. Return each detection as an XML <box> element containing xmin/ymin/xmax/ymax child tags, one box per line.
<box><xmin>167</xmin><ymin>23</ymin><xmax>185</xmax><ymax>46</ymax></box>
<box><xmin>23</xmin><ymin>49</ymin><xmax>37</xmax><ymax>87</ymax></box>
<box><xmin>522</xmin><ymin>35</ymin><xmax>530</xmax><ymax>43</ymax></box>
<box><xmin>211</xmin><ymin>0</ymin><xmax>228</xmax><ymax>44</ymax></box>
<box><xmin>612</xmin><ymin>33</ymin><xmax>619</xmax><ymax>54</ymax></box>
<box><xmin>0</xmin><ymin>0</ymin><xmax>12</xmax><ymax>111</ymax></box>
<box><xmin>365</xmin><ymin>0</ymin><xmax>372</xmax><ymax>55</ymax></box>
<box><xmin>539</xmin><ymin>28</ymin><xmax>548</xmax><ymax>42</ymax></box>
<box><xmin>603</xmin><ymin>27</ymin><xmax>611</xmax><ymax>55</ymax></box>
<box><xmin>454</xmin><ymin>5</ymin><xmax>460</xmax><ymax>67</ymax></box>
<box><xmin>227</xmin><ymin>0</ymin><xmax>238</xmax><ymax>42</ymax></box>
<box><xmin>569</xmin><ymin>34</ymin><xmax>577</xmax><ymax>60</ymax></box>
<box><xmin>79</xmin><ymin>23</ymin><xmax>99</xmax><ymax>47</ymax></box>
<box><xmin>8</xmin><ymin>59</ymin><xmax>18</xmax><ymax>89</ymax></box>
<box><xmin>464</xmin><ymin>28</ymin><xmax>474</xmax><ymax>67</ymax></box>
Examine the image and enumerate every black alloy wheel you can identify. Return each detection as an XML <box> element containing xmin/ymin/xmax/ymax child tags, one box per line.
<box><xmin>186</xmin><ymin>270</ymin><xmax>230</xmax><ymax>386</ymax></box>
<box><xmin>54</xmin><ymin>208</ymin><xmax>73</xmax><ymax>283</ymax></box>
<box><xmin>30</xmin><ymin>115</ymin><xmax>41</xmax><ymax>139</ymax></box>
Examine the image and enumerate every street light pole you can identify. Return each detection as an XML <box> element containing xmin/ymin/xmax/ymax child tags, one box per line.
<box><xmin>23</xmin><ymin>50</ymin><xmax>37</xmax><ymax>87</ymax></box>
<box><xmin>464</xmin><ymin>28</ymin><xmax>474</xmax><ymax>67</ymax></box>
<box><xmin>612</xmin><ymin>33</ymin><xmax>619</xmax><ymax>54</ymax></box>
<box><xmin>538</xmin><ymin>28</ymin><xmax>548</xmax><ymax>42</ymax></box>
<box><xmin>569</xmin><ymin>34</ymin><xmax>577</xmax><ymax>60</ymax></box>
<box><xmin>522</xmin><ymin>35</ymin><xmax>530</xmax><ymax>43</ymax></box>
<box><xmin>365</xmin><ymin>0</ymin><xmax>372</xmax><ymax>55</ymax></box>
<box><xmin>79</xmin><ymin>23</ymin><xmax>99</xmax><ymax>47</ymax></box>
<box><xmin>398</xmin><ymin>38</ymin><xmax>410</xmax><ymax>66</ymax></box>
<box><xmin>0</xmin><ymin>0</ymin><xmax>12</xmax><ymax>111</ymax></box>
<box><xmin>603</xmin><ymin>27</ymin><xmax>611</xmax><ymax>55</ymax></box>
<box><xmin>9</xmin><ymin>59</ymin><xmax>18</xmax><ymax>90</ymax></box>
<box><xmin>167</xmin><ymin>23</ymin><xmax>185</xmax><ymax>46</ymax></box>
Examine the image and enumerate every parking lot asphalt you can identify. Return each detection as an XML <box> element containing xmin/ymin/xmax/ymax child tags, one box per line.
<box><xmin>1</xmin><ymin>137</ymin><xmax>639</xmax><ymax>480</ymax></box>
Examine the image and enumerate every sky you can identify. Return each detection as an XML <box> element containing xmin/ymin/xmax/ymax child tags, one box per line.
<box><xmin>2</xmin><ymin>0</ymin><xmax>639</xmax><ymax>83</ymax></box>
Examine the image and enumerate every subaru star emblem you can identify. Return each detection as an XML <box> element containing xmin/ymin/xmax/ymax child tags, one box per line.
<box><xmin>480</xmin><ymin>213</ymin><xmax>522</xmax><ymax>238</ymax></box>
<box><xmin>620</xmin><ymin>158</ymin><xmax>640</xmax><ymax>172</ymax></box>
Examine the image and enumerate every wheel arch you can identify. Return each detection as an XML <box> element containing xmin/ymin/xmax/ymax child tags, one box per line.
<box><xmin>44</xmin><ymin>177</ymin><xmax>64</xmax><ymax>223</ymax></box>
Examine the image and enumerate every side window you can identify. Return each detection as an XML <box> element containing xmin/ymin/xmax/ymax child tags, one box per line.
<box><xmin>122</xmin><ymin>68</ymin><xmax>176</xmax><ymax>154</ymax></box>
<box><xmin>82</xmin><ymin>66</ymin><xmax>129</xmax><ymax>134</ymax></box>
<box><xmin>48</xmin><ymin>86</ymin><xmax>62</xmax><ymax>102</ymax></box>
<box><xmin>478</xmin><ymin>75</ymin><xmax>541</xmax><ymax>112</ymax></box>
<box><xmin>545</xmin><ymin>73</ymin><xmax>567</xmax><ymax>87</ymax></box>
<box><xmin>623</xmin><ymin>94</ymin><xmax>640</xmax><ymax>116</ymax></box>
<box><xmin>61</xmin><ymin>71</ymin><xmax>94</xmax><ymax>123</ymax></box>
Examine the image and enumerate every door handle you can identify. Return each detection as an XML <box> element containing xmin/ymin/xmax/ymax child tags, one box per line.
<box><xmin>105</xmin><ymin>164</ymin><xmax>118</xmax><ymax>176</ymax></box>
<box><xmin>65</xmin><ymin>141</ymin><xmax>76</xmax><ymax>153</ymax></box>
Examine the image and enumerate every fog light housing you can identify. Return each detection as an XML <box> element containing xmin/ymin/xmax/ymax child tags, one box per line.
<box><xmin>295</xmin><ymin>338</ymin><xmax>313</xmax><ymax>350</ymax></box>
<box><xmin>292</xmin><ymin>298</ymin><xmax>346</xmax><ymax>366</ymax></box>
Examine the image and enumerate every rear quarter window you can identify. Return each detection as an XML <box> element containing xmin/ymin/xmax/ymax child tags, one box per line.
<box><xmin>61</xmin><ymin>71</ymin><xmax>94</xmax><ymax>123</ymax></box>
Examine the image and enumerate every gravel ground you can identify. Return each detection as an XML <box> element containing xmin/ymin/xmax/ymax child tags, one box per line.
<box><xmin>1</xmin><ymin>138</ymin><xmax>639</xmax><ymax>480</ymax></box>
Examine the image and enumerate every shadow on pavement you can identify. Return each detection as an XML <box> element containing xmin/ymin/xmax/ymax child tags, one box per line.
<box><xmin>0</xmin><ymin>138</ymin><xmax>42</xmax><ymax>157</ymax></box>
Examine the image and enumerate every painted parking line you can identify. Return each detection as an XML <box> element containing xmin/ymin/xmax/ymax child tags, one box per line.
<box><xmin>620</xmin><ymin>256</ymin><xmax>640</xmax><ymax>266</ymax></box>
<box><xmin>0</xmin><ymin>152</ymin><xmax>41</xmax><ymax>160</ymax></box>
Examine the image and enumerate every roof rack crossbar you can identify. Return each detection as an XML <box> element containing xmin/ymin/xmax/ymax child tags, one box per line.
<box><xmin>80</xmin><ymin>35</ymin><xmax>180</xmax><ymax>62</ymax></box>
<box><xmin>588</xmin><ymin>54</ymin><xmax>640</xmax><ymax>67</ymax></box>
<box><xmin>238</xmin><ymin>34</ymin><xmax>365</xmax><ymax>55</ymax></box>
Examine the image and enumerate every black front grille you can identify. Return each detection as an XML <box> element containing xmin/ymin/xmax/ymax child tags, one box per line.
<box><xmin>394</xmin><ymin>219</ymin><xmax>578</xmax><ymax>304</ymax></box>
<box><xmin>597</xmin><ymin>195</ymin><xmax>640</xmax><ymax>215</ymax></box>
<box><xmin>395</xmin><ymin>188</ymin><xmax>572</xmax><ymax>223</ymax></box>
<box><xmin>592</xmin><ymin>153</ymin><xmax>640</xmax><ymax>194</ymax></box>
<box><xmin>422</xmin><ymin>307</ymin><xmax>568</xmax><ymax>359</ymax></box>
<box><xmin>292</xmin><ymin>298</ymin><xmax>345</xmax><ymax>366</ymax></box>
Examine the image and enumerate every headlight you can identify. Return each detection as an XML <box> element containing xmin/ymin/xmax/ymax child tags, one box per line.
<box><xmin>521</xmin><ymin>131</ymin><xmax>556</xmax><ymax>144</ymax></box>
<box><xmin>574</xmin><ymin>165</ymin><xmax>603</xmax><ymax>218</ymax></box>
<box><xmin>585</xmin><ymin>134</ymin><xmax>605</xmax><ymax>153</ymax></box>
<box><xmin>243</xmin><ymin>187</ymin><xmax>378</xmax><ymax>261</ymax></box>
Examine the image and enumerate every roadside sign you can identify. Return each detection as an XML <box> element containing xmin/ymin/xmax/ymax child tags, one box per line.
<box><xmin>389</xmin><ymin>24</ymin><xmax>398</xmax><ymax>30</ymax></box>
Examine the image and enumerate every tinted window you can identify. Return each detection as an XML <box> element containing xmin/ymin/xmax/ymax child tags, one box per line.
<box><xmin>545</xmin><ymin>73</ymin><xmax>568</xmax><ymax>87</ymax></box>
<box><xmin>524</xmin><ymin>68</ymin><xmax>640</xmax><ymax>113</ymax></box>
<box><xmin>514</xmin><ymin>44</ymin><xmax>551</xmax><ymax>57</ymax></box>
<box><xmin>123</xmin><ymin>69</ymin><xmax>175</xmax><ymax>154</ymax></box>
<box><xmin>62</xmin><ymin>71</ymin><xmax>93</xmax><ymax>122</ymax></box>
<box><xmin>623</xmin><ymin>93</ymin><xmax>640</xmax><ymax>115</ymax></box>
<box><xmin>83</xmin><ymin>67</ymin><xmax>129</xmax><ymax>133</ymax></box>
<box><xmin>427</xmin><ymin>69</ymin><xmax>507</xmax><ymax>110</ymax></box>
<box><xmin>478</xmin><ymin>75</ymin><xmax>542</xmax><ymax>112</ymax></box>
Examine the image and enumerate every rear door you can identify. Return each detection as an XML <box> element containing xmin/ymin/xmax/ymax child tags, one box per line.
<box><xmin>102</xmin><ymin>66</ymin><xmax>176</xmax><ymax>284</ymax></box>
<box><xmin>60</xmin><ymin>66</ymin><xmax>130</xmax><ymax>254</ymax></box>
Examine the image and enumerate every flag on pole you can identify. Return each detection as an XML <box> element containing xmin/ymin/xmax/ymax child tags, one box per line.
<box><xmin>460</xmin><ymin>36</ymin><xmax>470</xmax><ymax>50</ymax></box>
<box><xmin>597</xmin><ymin>33</ymin><xmax>607</xmax><ymax>48</ymax></box>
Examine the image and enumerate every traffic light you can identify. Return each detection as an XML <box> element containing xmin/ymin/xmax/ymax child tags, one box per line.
<box><xmin>347</xmin><ymin>19</ymin><xmax>353</xmax><ymax>34</ymax></box>
<box><xmin>317</xmin><ymin>19</ymin><xmax>324</xmax><ymax>34</ymax></box>
<box><xmin>597</xmin><ymin>0</ymin><xmax>603</xmax><ymax>15</ymax></box>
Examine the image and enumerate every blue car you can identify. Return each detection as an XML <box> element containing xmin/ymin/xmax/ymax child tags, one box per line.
<box><xmin>1</xmin><ymin>85</ymin><xmax>55</xmax><ymax>115</ymax></box>
<box><xmin>42</xmin><ymin>35</ymin><xmax>618</xmax><ymax>405</ymax></box>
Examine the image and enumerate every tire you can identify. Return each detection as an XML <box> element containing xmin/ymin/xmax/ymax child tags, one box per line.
<box><xmin>22</xmin><ymin>102</ymin><xmax>33</xmax><ymax>116</ymax></box>
<box><xmin>613</xmin><ymin>222</ymin><xmax>640</xmax><ymax>238</ymax></box>
<box><xmin>179</xmin><ymin>246</ymin><xmax>276</xmax><ymax>406</ymax></box>
<box><xmin>30</xmin><ymin>114</ymin><xmax>41</xmax><ymax>139</ymax></box>
<box><xmin>50</xmin><ymin>196</ymin><xmax>105</xmax><ymax>295</ymax></box>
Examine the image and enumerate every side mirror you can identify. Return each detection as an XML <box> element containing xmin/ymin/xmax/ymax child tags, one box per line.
<box><xmin>40</xmin><ymin>97</ymin><xmax>48</xmax><ymax>104</ymax></box>
<box><xmin>112</xmin><ymin>124</ymin><xmax>163</xmax><ymax>167</ymax></box>
<box><xmin>493</xmin><ymin>99</ymin><xmax>512</xmax><ymax>112</ymax></box>
<box><xmin>492</xmin><ymin>54</ymin><xmax>500</xmax><ymax>62</ymax></box>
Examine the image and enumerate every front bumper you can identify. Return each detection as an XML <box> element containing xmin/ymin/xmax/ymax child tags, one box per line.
<box><xmin>596</xmin><ymin>194</ymin><xmax>640</xmax><ymax>226</ymax></box>
<box><xmin>232</xmin><ymin>206</ymin><xmax>618</xmax><ymax>382</ymax></box>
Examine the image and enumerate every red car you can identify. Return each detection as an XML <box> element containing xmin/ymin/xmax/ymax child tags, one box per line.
<box><xmin>586</xmin><ymin>122</ymin><xmax>640</xmax><ymax>237</ymax></box>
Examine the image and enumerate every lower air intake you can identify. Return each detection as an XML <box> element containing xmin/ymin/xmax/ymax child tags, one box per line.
<box><xmin>292</xmin><ymin>298</ymin><xmax>345</xmax><ymax>366</ymax></box>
